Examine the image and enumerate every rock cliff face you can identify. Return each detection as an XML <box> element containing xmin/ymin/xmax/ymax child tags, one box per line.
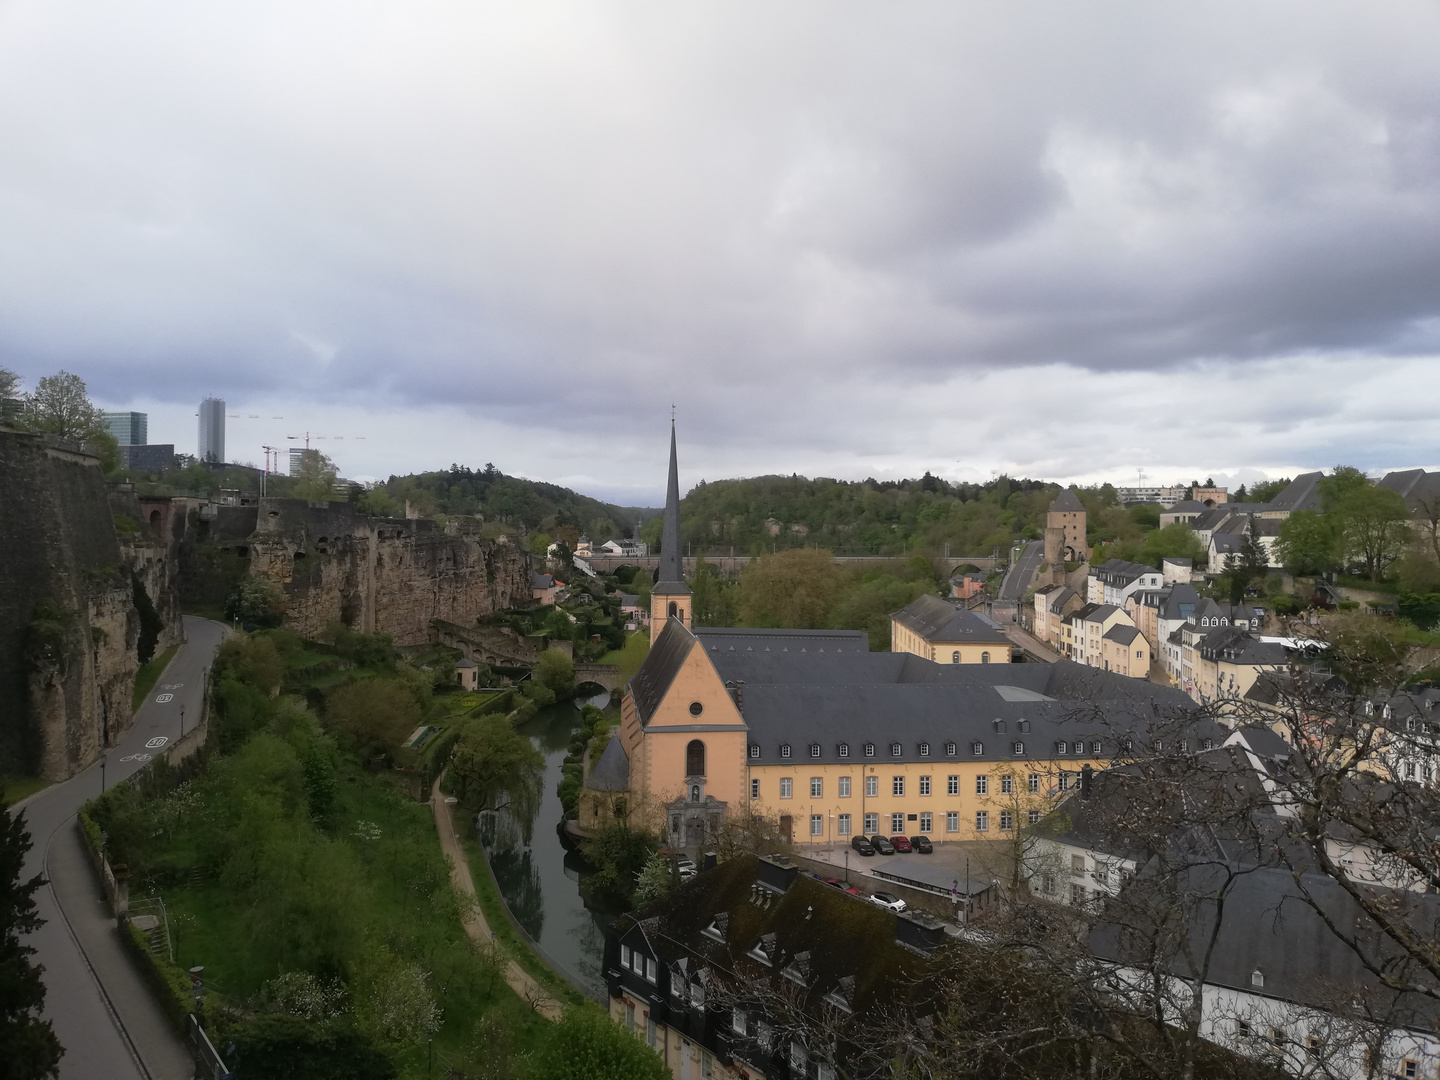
<box><xmin>215</xmin><ymin>499</ymin><xmax>531</xmax><ymax>645</ymax></box>
<box><xmin>0</xmin><ymin>430</ymin><xmax>181</xmax><ymax>780</ymax></box>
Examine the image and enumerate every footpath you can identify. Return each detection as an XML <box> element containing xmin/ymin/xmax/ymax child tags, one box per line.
<box><xmin>429</xmin><ymin>776</ymin><xmax>564</xmax><ymax>1021</ymax></box>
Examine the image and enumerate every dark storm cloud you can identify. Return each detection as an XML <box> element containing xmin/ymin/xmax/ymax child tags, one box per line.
<box><xmin>1</xmin><ymin>1</ymin><xmax>1438</xmax><ymax>489</ymax></box>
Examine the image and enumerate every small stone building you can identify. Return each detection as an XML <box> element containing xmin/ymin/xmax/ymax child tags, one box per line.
<box><xmin>454</xmin><ymin>657</ymin><xmax>479</xmax><ymax>690</ymax></box>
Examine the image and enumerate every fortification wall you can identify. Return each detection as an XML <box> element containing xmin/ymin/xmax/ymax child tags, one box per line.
<box><xmin>0</xmin><ymin>430</ymin><xmax>148</xmax><ymax>779</ymax></box>
<box><xmin>239</xmin><ymin>499</ymin><xmax>531</xmax><ymax>645</ymax></box>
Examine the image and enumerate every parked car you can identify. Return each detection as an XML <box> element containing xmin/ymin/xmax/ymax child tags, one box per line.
<box><xmin>825</xmin><ymin>878</ymin><xmax>861</xmax><ymax>895</ymax></box>
<box><xmin>850</xmin><ymin>835</ymin><xmax>875</xmax><ymax>857</ymax></box>
<box><xmin>676</xmin><ymin>856</ymin><xmax>698</xmax><ymax>881</ymax></box>
<box><xmin>868</xmin><ymin>891</ymin><xmax>908</xmax><ymax>913</ymax></box>
<box><xmin>869</xmin><ymin>834</ymin><xmax>895</xmax><ymax>855</ymax></box>
<box><xmin>890</xmin><ymin>835</ymin><xmax>912</xmax><ymax>853</ymax></box>
<box><xmin>908</xmin><ymin>835</ymin><xmax>933</xmax><ymax>854</ymax></box>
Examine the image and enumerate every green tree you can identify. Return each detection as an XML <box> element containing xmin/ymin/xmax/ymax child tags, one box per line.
<box><xmin>578</xmin><ymin>825</ymin><xmax>654</xmax><ymax>907</ymax></box>
<box><xmin>1275</xmin><ymin>510</ymin><xmax>1338</xmax><ymax>574</ymax></box>
<box><xmin>1139</xmin><ymin>523</ymin><xmax>1206</xmax><ymax>568</ymax></box>
<box><xmin>293</xmin><ymin>451</ymin><xmax>340</xmax><ymax>504</ymax></box>
<box><xmin>225</xmin><ymin>577</ymin><xmax>286</xmax><ymax>628</ymax></box>
<box><xmin>326</xmin><ymin>679</ymin><xmax>422</xmax><ymax>756</ymax></box>
<box><xmin>535</xmin><ymin>649</ymin><xmax>575</xmax><ymax>698</ymax></box>
<box><xmin>0</xmin><ymin>366</ymin><xmax>19</xmax><ymax>401</ymax></box>
<box><xmin>1248</xmin><ymin>477</ymin><xmax>1290</xmax><ymax>503</ymax></box>
<box><xmin>225</xmin><ymin>1014</ymin><xmax>395</xmax><ymax>1080</ymax></box>
<box><xmin>529</xmin><ymin>1007</ymin><xmax>670</xmax><ymax>1080</ymax></box>
<box><xmin>632</xmin><ymin>851</ymin><xmax>677</xmax><ymax>905</ymax></box>
<box><xmin>214</xmin><ymin>633</ymin><xmax>286</xmax><ymax>696</ymax></box>
<box><xmin>27</xmin><ymin>370</ymin><xmax>99</xmax><ymax>440</ymax></box>
<box><xmin>735</xmin><ymin>548</ymin><xmax>844</xmax><ymax>628</ymax></box>
<box><xmin>1334</xmin><ymin>483</ymin><xmax>1410</xmax><ymax>581</ymax></box>
<box><xmin>0</xmin><ymin>804</ymin><xmax>63</xmax><ymax>1079</ymax></box>
<box><xmin>688</xmin><ymin>556</ymin><xmax>735</xmax><ymax>627</ymax></box>
<box><xmin>448</xmin><ymin>715</ymin><xmax>544</xmax><ymax>838</ymax></box>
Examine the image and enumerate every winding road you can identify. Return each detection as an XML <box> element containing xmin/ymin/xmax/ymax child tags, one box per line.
<box><xmin>16</xmin><ymin>615</ymin><xmax>227</xmax><ymax>1080</ymax></box>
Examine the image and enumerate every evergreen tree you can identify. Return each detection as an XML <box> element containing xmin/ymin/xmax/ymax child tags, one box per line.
<box><xmin>0</xmin><ymin>804</ymin><xmax>63</xmax><ymax>1079</ymax></box>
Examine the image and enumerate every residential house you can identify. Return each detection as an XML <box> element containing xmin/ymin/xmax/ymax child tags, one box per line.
<box><xmin>532</xmin><ymin>571</ymin><xmax>563</xmax><ymax>606</ymax></box>
<box><xmin>1172</xmin><ymin>617</ymin><xmax>1287</xmax><ymax>705</ymax></box>
<box><xmin>1087</xmin><ymin>559</ymin><xmax>1164</xmax><ymax>606</ymax></box>
<box><xmin>1159</xmin><ymin>501</ymin><xmax>1209</xmax><ymax>528</ymax></box>
<box><xmin>950</xmin><ymin>573</ymin><xmax>985</xmax><ymax>601</ymax></box>
<box><xmin>1100</xmin><ymin>624</ymin><xmax>1150</xmax><ymax>678</ymax></box>
<box><xmin>454</xmin><ymin>657</ymin><xmax>479</xmax><ymax>691</ymax></box>
<box><xmin>1265</xmin><ymin>471</ymin><xmax>1326</xmax><ymax>517</ymax></box>
<box><xmin>606</xmin><ymin>854</ymin><xmax>944</xmax><ymax>1080</ymax></box>
<box><xmin>890</xmin><ymin>594</ymin><xmax>1012</xmax><ymax>665</ymax></box>
<box><xmin>576</xmin><ymin>534</ymin><xmax>594</xmax><ymax>558</ymax></box>
<box><xmin>1063</xmin><ymin>603</ymin><xmax>1146</xmax><ymax>675</ymax></box>
<box><xmin>1033</xmin><ymin>584</ymin><xmax>1082</xmax><ymax>648</ymax></box>
<box><xmin>619</xmin><ymin>592</ymin><xmax>648</xmax><ymax>628</ymax></box>
<box><xmin>601</xmin><ymin>538</ymin><xmax>651</xmax><ymax>558</ymax></box>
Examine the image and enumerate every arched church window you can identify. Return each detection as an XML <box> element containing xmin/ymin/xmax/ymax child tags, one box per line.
<box><xmin>669</xmin><ymin>602</ymin><xmax>678</xmax><ymax>618</ymax></box>
<box><xmin>981</xmin><ymin>652</ymin><xmax>990</xmax><ymax>664</ymax></box>
<box><xmin>687</xmin><ymin>739</ymin><xmax>706</xmax><ymax>777</ymax></box>
<box><xmin>952</xmin><ymin>651</ymin><xmax>960</xmax><ymax>664</ymax></box>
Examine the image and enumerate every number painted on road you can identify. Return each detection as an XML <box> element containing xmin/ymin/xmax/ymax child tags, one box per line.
<box><xmin>146</xmin><ymin>737</ymin><xmax>169</xmax><ymax>748</ymax></box>
<box><xmin>155</xmin><ymin>693</ymin><xmax>173</xmax><ymax>703</ymax></box>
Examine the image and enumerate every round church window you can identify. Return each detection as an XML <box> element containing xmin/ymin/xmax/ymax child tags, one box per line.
<box><xmin>689</xmin><ymin>701</ymin><xmax>703</xmax><ymax>717</ymax></box>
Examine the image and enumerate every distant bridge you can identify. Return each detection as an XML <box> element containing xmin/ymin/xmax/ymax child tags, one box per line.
<box><xmin>584</xmin><ymin>554</ymin><xmax>1000</xmax><ymax>579</ymax></box>
<box><xmin>574</xmin><ymin>663</ymin><xmax>624</xmax><ymax>693</ymax></box>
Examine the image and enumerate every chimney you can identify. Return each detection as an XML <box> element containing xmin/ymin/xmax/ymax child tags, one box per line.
<box><xmin>726</xmin><ymin>680</ymin><xmax>745</xmax><ymax>713</ymax></box>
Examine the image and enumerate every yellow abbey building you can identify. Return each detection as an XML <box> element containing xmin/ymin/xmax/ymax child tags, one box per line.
<box><xmin>588</xmin><ymin>426</ymin><xmax>1218</xmax><ymax>850</ymax></box>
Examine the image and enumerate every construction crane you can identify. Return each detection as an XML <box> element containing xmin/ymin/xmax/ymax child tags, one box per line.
<box><xmin>260</xmin><ymin>445</ymin><xmax>282</xmax><ymax>496</ymax></box>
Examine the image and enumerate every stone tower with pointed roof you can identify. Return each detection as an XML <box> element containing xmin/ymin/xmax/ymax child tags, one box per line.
<box><xmin>1044</xmin><ymin>488</ymin><xmax>1089</xmax><ymax>577</ymax></box>
<box><xmin>650</xmin><ymin>422</ymin><xmax>692</xmax><ymax>629</ymax></box>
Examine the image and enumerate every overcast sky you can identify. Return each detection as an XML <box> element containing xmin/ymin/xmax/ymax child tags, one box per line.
<box><xmin>3</xmin><ymin>3</ymin><xmax>1438</xmax><ymax>506</ymax></box>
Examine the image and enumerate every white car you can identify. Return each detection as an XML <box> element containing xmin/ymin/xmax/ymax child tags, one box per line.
<box><xmin>868</xmin><ymin>891</ymin><xmax>907</xmax><ymax>913</ymax></box>
<box><xmin>676</xmin><ymin>856</ymin><xmax>698</xmax><ymax>881</ymax></box>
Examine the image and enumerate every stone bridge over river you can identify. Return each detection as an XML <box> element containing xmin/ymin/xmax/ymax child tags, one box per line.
<box><xmin>573</xmin><ymin>663</ymin><xmax>623</xmax><ymax>692</ymax></box>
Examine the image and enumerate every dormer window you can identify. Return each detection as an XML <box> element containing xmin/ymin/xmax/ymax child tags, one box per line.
<box><xmin>750</xmin><ymin>744</ymin><xmax>760</xmax><ymax>759</ymax></box>
<box><xmin>919</xmin><ymin>742</ymin><xmax>931</xmax><ymax>757</ymax></box>
<box><xmin>891</xmin><ymin>742</ymin><xmax>902</xmax><ymax>757</ymax></box>
<box><xmin>1018</xmin><ymin>719</ymin><xmax>1030</xmax><ymax>733</ymax></box>
<box><xmin>1057</xmin><ymin>741</ymin><xmax>1068</xmax><ymax>755</ymax></box>
<box><xmin>1251</xmin><ymin>968</ymin><xmax>1264</xmax><ymax>988</ymax></box>
<box><xmin>810</xmin><ymin>743</ymin><xmax>821</xmax><ymax>758</ymax></box>
<box><xmin>972</xmin><ymin>742</ymin><xmax>983</xmax><ymax>756</ymax></box>
<box><xmin>945</xmin><ymin>741</ymin><xmax>957</xmax><ymax>756</ymax></box>
<box><xmin>993</xmin><ymin>719</ymin><xmax>1006</xmax><ymax>733</ymax></box>
<box><xmin>864</xmin><ymin>742</ymin><xmax>875</xmax><ymax>758</ymax></box>
<box><xmin>781</xmin><ymin>744</ymin><xmax>791</xmax><ymax>758</ymax></box>
<box><xmin>1013</xmin><ymin>741</ymin><xmax>1025</xmax><ymax>756</ymax></box>
<box><xmin>838</xmin><ymin>742</ymin><xmax>849</xmax><ymax>758</ymax></box>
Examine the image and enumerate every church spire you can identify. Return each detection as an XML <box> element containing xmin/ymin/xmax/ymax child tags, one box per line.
<box><xmin>651</xmin><ymin>419</ymin><xmax>691</xmax><ymax>628</ymax></box>
<box><xmin>658</xmin><ymin>420</ymin><xmax>683</xmax><ymax>586</ymax></box>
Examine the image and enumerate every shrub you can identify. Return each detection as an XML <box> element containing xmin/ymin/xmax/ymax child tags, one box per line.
<box><xmin>326</xmin><ymin>679</ymin><xmax>422</xmax><ymax>756</ymax></box>
<box><xmin>225</xmin><ymin>1014</ymin><xmax>395</xmax><ymax>1080</ymax></box>
<box><xmin>528</xmin><ymin>1007</ymin><xmax>670</xmax><ymax>1080</ymax></box>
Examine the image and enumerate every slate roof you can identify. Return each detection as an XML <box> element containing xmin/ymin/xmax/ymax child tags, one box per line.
<box><xmin>1224</xmin><ymin>724</ymin><xmax>1293</xmax><ymax>762</ymax></box>
<box><xmin>1197</xmin><ymin>626</ymin><xmax>1288</xmax><ymax>666</ymax></box>
<box><xmin>1103</xmin><ymin>625</ymin><xmax>1142</xmax><ymax>646</ymax></box>
<box><xmin>1268</xmin><ymin>471</ymin><xmax>1325</xmax><ymax>513</ymax></box>
<box><xmin>694</xmin><ymin>627</ymin><xmax>869</xmax><ymax>654</ymax></box>
<box><xmin>1091</xmin><ymin>864</ymin><xmax>1440</xmax><ymax>1029</ymax></box>
<box><xmin>1050</xmin><ymin>488</ymin><xmax>1086</xmax><ymax>513</ymax></box>
<box><xmin>890</xmin><ymin>594</ymin><xmax>1010</xmax><ymax>643</ymax></box>
<box><xmin>1046</xmin><ymin>586</ymin><xmax>1078</xmax><ymax>613</ymax></box>
<box><xmin>1090</xmin><ymin>559</ymin><xmax>1160</xmax><ymax>587</ymax></box>
<box><xmin>585</xmin><ymin>731</ymin><xmax>631</xmax><ymax>791</ymax></box>
<box><xmin>531</xmin><ymin>571</ymin><xmax>556</xmax><ymax>589</ymax></box>
<box><xmin>1161</xmin><ymin>584</ymin><xmax>1200</xmax><ymax>621</ymax></box>
<box><xmin>1164</xmin><ymin>501</ymin><xmax>1207</xmax><ymax>514</ymax></box>
<box><xmin>454</xmin><ymin>658</ymin><xmax>478</xmax><ymax>669</ymax></box>
<box><xmin>629</xmin><ymin>617</ymin><xmax>698</xmax><ymax>724</ymax></box>
<box><xmin>1379</xmin><ymin>468</ymin><xmax>1440</xmax><ymax>515</ymax></box>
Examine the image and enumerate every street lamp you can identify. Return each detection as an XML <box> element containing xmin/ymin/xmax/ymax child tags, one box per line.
<box><xmin>100</xmin><ymin>753</ymin><xmax>107</xmax><ymax>794</ymax></box>
<box><xmin>179</xmin><ymin>704</ymin><xmax>186</xmax><ymax>741</ymax></box>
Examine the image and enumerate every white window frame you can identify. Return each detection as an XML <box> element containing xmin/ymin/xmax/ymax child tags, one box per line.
<box><xmin>810</xmin><ymin>776</ymin><xmax>823</xmax><ymax>798</ymax></box>
<box><xmin>946</xmin><ymin>811</ymin><xmax>959</xmax><ymax>832</ymax></box>
<box><xmin>838</xmin><ymin>776</ymin><xmax>851</xmax><ymax>797</ymax></box>
<box><xmin>919</xmin><ymin>811</ymin><xmax>932</xmax><ymax>833</ymax></box>
<box><xmin>780</xmin><ymin>777</ymin><xmax>793</xmax><ymax>799</ymax></box>
<box><xmin>892</xmin><ymin>776</ymin><xmax>905</xmax><ymax>796</ymax></box>
<box><xmin>947</xmin><ymin>774</ymin><xmax>959</xmax><ymax>795</ymax></box>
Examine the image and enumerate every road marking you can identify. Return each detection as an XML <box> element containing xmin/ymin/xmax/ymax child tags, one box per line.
<box><xmin>145</xmin><ymin>737</ymin><xmax>168</xmax><ymax>749</ymax></box>
<box><xmin>155</xmin><ymin>693</ymin><xmax>173</xmax><ymax>703</ymax></box>
<box><xmin>161</xmin><ymin>683</ymin><xmax>184</xmax><ymax>689</ymax></box>
<box><xmin>118</xmin><ymin>753</ymin><xmax>152</xmax><ymax>763</ymax></box>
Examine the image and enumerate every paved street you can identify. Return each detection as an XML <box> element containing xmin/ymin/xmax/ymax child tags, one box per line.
<box><xmin>998</xmin><ymin>539</ymin><xmax>1044</xmax><ymax>602</ymax></box>
<box><xmin>16</xmin><ymin>616</ymin><xmax>227</xmax><ymax>1080</ymax></box>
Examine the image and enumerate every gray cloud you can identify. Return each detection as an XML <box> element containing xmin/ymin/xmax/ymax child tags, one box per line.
<box><xmin>2</xmin><ymin>1</ymin><xmax>1438</xmax><ymax>495</ymax></box>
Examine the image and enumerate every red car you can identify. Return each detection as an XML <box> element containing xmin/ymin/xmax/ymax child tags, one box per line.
<box><xmin>824</xmin><ymin>878</ymin><xmax>861</xmax><ymax>895</ymax></box>
<box><xmin>890</xmin><ymin>835</ymin><xmax>912</xmax><ymax>853</ymax></box>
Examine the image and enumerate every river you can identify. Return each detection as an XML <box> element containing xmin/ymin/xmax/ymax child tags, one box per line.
<box><xmin>475</xmin><ymin>696</ymin><xmax>615</xmax><ymax>1000</ymax></box>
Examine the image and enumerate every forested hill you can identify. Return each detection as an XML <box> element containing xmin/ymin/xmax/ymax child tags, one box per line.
<box><xmin>645</xmin><ymin>472</ymin><xmax>1064</xmax><ymax>559</ymax></box>
<box><xmin>361</xmin><ymin>463</ymin><xmax>656</xmax><ymax>543</ymax></box>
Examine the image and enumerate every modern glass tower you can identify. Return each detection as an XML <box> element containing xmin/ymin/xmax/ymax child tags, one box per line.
<box><xmin>100</xmin><ymin>411</ymin><xmax>147</xmax><ymax>446</ymax></box>
<box><xmin>198</xmin><ymin>397</ymin><xmax>225</xmax><ymax>462</ymax></box>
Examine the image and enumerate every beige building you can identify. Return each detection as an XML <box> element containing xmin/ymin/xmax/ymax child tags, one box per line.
<box><xmin>1062</xmin><ymin>603</ymin><xmax>1143</xmax><ymax>673</ymax></box>
<box><xmin>1032</xmin><ymin>584</ymin><xmax>1082</xmax><ymax>649</ymax></box>
<box><xmin>890</xmin><ymin>594</ymin><xmax>1012</xmax><ymax>665</ymax></box>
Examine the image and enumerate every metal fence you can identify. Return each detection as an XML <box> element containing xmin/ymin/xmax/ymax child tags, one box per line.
<box><xmin>188</xmin><ymin>1014</ymin><xmax>231</xmax><ymax>1079</ymax></box>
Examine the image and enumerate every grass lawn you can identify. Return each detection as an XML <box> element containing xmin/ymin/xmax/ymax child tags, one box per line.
<box><xmin>132</xmin><ymin>645</ymin><xmax>181</xmax><ymax>710</ymax></box>
<box><xmin>597</xmin><ymin>630</ymin><xmax>650</xmax><ymax>678</ymax></box>
<box><xmin>1401</xmin><ymin>626</ymin><xmax>1440</xmax><ymax>648</ymax></box>
<box><xmin>2</xmin><ymin>776</ymin><xmax>50</xmax><ymax>806</ymax></box>
<box><xmin>127</xmin><ymin>758</ymin><xmax>556</xmax><ymax>1077</ymax></box>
